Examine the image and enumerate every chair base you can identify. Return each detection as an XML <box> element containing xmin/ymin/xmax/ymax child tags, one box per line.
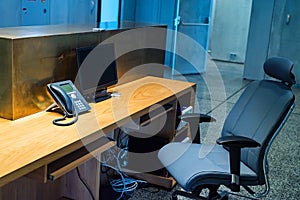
<box><xmin>172</xmin><ymin>189</ymin><xmax>265</xmax><ymax>200</ymax></box>
<box><xmin>171</xmin><ymin>185</ymin><xmax>229</xmax><ymax>200</ymax></box>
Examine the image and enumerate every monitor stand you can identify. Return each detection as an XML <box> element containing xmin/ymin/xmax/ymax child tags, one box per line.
<box><xmin>94</xmin><ymin>89</ymin><xmax>112</xmax><ymax>103</ymax></box>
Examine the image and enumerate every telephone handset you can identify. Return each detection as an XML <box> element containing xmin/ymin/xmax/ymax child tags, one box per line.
<box><xmin>47</xmin><ymin>80</ymin><xmax>90</xmax><ymax>126</ymax></box>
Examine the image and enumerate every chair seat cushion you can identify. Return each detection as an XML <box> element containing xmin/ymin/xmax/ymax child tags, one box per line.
<box><xmin>158</xmin><ymin>142</ymin><xmax>258</xmax><ymax>191</ymax></box>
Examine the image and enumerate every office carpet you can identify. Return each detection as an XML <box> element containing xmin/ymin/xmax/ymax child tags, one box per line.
<box><xmin>125</xmin><ymin>60</ymin><xmax>300</xmax><ymax>200</ymax></box>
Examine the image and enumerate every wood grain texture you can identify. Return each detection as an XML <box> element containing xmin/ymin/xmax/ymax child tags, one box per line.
<box><xmin>0</xmin><ymin>76</ymin><xmax>195</xmax><ymax>187</ymax></box>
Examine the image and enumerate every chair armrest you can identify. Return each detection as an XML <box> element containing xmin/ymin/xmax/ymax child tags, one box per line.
<box><xmin>179</xmin><ymin>113</ymin><xmax>215</xmax><ymax>144</ymax></box>
<box><xmin>216</xmin><ymin>136</ymin><xmax>260</xmax><ymax>192</ymax></box>
<box><xmin>216</xmin><ymin>136</ymin><xmax>261</xmax><ymax>148</ymax></box>
<box><xmin>180</xmin><ymin>113</ymin><xmax>216</xmax><ymax>123</ymax></box>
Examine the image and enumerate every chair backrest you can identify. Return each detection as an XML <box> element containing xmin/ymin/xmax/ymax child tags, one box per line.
<box><xmin>221</xmin><ymin>57</ymin><xmax>295</xmax><ymax>184</ymax></box>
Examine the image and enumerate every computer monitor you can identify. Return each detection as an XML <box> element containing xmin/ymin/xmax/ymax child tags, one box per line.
<box><xmin>76</xmin><ymin>43</ymin><xmax>118</xmax><ymax>102</ymax></box>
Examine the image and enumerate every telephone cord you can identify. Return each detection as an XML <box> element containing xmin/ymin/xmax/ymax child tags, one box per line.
<box><xmin>52</xmin><ymin>111</ymin><xmax>78</xmax><ymax>126</ymax></box>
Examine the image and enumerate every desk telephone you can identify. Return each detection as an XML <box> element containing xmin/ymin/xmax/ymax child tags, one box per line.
<box><xmin>47</xmin><ymin>80</ymin><xmax>90</xmax><ymax>126</ymax></box>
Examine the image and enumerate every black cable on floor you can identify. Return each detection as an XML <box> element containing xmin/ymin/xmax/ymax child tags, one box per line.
<box><xmin>140</xmin><ymin>185</ymin><xmax>161</xmax><ymax>194</ymax></box>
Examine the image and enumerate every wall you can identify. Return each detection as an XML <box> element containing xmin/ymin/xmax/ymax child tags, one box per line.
<box><xmin>0</xmin><ymin>0</ymin><xmax>22</xmax><ymax>27</ymax></box>
<box><xmin>0</xmin><ymin>0</ymin><xmax>97</xmax><ymax>27</ymax></box>
<box><xmin>122</xmin><ymin>0</ymin><xmax>175</xmax><ymax>29</ymax></box>
<box><xmin>243</xmin><ymin>0</ymin><xmax>275</xmax><ymax>80</ymax></box>
<box><xmin>50</xmin><ymin>0</ymin><xmax>68</xmax><ymax>25</ymax></box>
<box><xmin>120</xmin><ymin>0</ymin><xmax>136</xmax><ymax>21</ymax></box>
<box><xmin>268</xmin><ymin>0</ymin><xmax>300</xmax><ymax>85</ymax></box>
<box><xmin>67</xmin><ymin>0</ymin><xmax>97</xmax><ymax>24</ymax></box>
<box><xmin>244</xmin><ymin>0</ymin><xmax>299</xmax><ymax>82</ymax></box>
<box><xmin>120</xmin><ymin>0</ymin><xmax>176</xmax><ymax>66</ymax></box>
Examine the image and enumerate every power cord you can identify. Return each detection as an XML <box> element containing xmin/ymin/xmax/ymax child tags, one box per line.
<box><xmin>102</xmin><ymin>148</ymin><xmax>146</xmax><ymax>200</ymax></box>
<box><xmin>101</xmin><ymin>163</ymin><xmax>146</xmax><ymax>200</ymax></box>
<box><xmin>76</xmin><ymin>167</ymin><xmax>95</xmax><ymax>200</ymax></box>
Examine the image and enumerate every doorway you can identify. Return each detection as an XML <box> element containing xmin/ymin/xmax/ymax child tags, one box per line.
<box><xmin>172</xmin><ymin>0</ymin><xmax>212</xmax><ymax>74</ymax></box>
<box><xmin>210</xmin><ymin>0</ymin><xmax>252</xmax><ymax>63</ymax></box>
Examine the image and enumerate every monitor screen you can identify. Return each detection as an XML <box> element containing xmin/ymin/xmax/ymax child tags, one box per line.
<box><xmin>76</xmin><ymin>43</ymin><xmax>118</xmax><ymax>97</ymax></box>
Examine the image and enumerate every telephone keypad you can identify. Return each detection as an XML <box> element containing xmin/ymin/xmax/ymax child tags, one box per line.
<box><xmin>74</xmin><ymin>99</ymin><xmax>87</xmax><ymax>112</ymax></box>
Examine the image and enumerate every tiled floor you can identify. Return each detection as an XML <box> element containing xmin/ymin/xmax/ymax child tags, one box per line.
<box><xmin>127</xmin><ymin>60</ymin><xmax>300</xmax><ymax>200</ymax></box>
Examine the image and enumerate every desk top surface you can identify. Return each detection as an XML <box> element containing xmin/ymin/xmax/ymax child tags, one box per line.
<box><xmin>0</xmin><ymin>76</ymin><xmax>195</xmax><ymax>186</ymax></box>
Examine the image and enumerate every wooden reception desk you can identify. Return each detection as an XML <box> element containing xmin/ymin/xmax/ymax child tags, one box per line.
<box><xmin>0</xmin><ymin>23</ymin><xmax>166</xmax><ymax>120</ymax></box>
<box><xmin>0</xmin><ymin>76</ymin><xmax>196</xmax><ymax>200</ymax></box>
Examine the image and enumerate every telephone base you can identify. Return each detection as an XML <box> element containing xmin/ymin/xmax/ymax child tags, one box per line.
<box><xmin>45</xmin><ymin>103</ymin><xmax>65</xmax><ymax>115</ymax></box>
<box><xmin>46</xmin><ymin>103</ymin><xmax>58</xmax><ymax>112</ymax></box>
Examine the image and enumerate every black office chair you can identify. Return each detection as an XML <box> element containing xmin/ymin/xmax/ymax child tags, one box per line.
<box><xmin>158</xmin><ymin>57</ymin><xmax>296</xmax><ymax>199</ymax></box>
